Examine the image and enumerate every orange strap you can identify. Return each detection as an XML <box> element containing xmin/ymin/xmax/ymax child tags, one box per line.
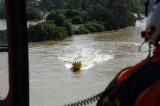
<box><xmin>117</xmin><ymin>56</ymin><xmax>160</xmax><ymax>84</ymax></box>
<box><xmin>134</xmin><ymin>80</ymin><xmax>160</xmax><ymax>106</ymax></box>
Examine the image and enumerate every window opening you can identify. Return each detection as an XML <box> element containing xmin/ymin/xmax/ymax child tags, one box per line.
<box><xmin>0</xmin><ymin>0</ymin><xmax>9</xmax><ymax>100</ymax></box>
<box><xmin>27</xmin><ymin>0</ymin><xmax>147</xmax><ymax>106</ymax></box>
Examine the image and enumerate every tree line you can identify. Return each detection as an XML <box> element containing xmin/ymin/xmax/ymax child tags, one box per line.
<box><xmin>0</xmin><ymin>0</ymin><xmax>144</xmax><ymax>42</ymax></box>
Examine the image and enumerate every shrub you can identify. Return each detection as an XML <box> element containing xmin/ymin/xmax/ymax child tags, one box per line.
<box><xmin>71</xmin><ymin>16</ymin><xmax>83</xmax><ymax>24</ymax></box>
<box><xmin>64</xmin><ymin>9</ymin><xmax>80</xmax><ymax>19</ymax></box>
<box><xmin>54</xmin><ymin>14</ymin><xmax>66</xmax><ymax>26</ymax></box>
<box><xmin>26</xmin><ymin>7</ymin><xmax>42</xmax><ymax>21</ymax></box>
<box><xmin>85</xmin><ymin>22</ymin><xmax>105</xmax><ymax>32</ymax></box>
<box><xmin>46</xmin><ymin>12</ymin><xmax>72</xmax><ymax>35</ymax></box>
<box><xmin>0</xmin><ymin>30</ymin><xmax>7</xmax><ymax>43</ymax></box>
<box><xmin>74</xmin><ymin>21</ymin><xmax>105</xmax><ymax>34</ymax></box>
<box><xmin>46</xmin><ymin>12</ymin><xmax>66</xmax><ymax>26</ymax></box>
<box><xmin>54</xmin><ymin>27</ymin><xmax>69</xmax><ymax>39</ymax></box>
<box><xmin>46</xmin><ymin>12</ymin><xmax>57</xmax><ymax>21</ymax></box>
<box><xmin>0</xmin><ymin>4</ymin><xmax>5</xmax><ymax>19</ymax></box>
<box><xmin>28</xmin><ymin>22</ymin><xmax>70</xmax><ymax>42</ymax></box>
<box><xmin>28</xmin><ymin>24</ymin><xmax>46</xmax><ymax>41</ymax></box>
<box><xmin>74</xmin><ymin>26</ymin><xmax>89</xmax><ymax>34</ymax></box>
<box><xmin>102</xmin><ymin>22</ymin><xmax>114</xmax><ymax>31</ymax></box>
<box><xmin>62</xmin><ymin>20</ymin><xmax>72</xmax><ymax>36</ymax></box>
<box><xmin>80</xmin><ymin>11</ymin><xmax>88</xmax><ymax>23</ymax></box>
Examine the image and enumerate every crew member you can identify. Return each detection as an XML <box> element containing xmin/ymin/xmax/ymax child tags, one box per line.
<box><xmin>97</xmin><ymin>0</ymin><xmax>160</xmax><ymax>106</ymax></box>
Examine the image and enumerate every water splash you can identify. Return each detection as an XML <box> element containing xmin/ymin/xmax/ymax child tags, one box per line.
<box><xmin>58</xmin><ymin>49</ymin><xmax>114</xmax><ymax>70</ymax></box>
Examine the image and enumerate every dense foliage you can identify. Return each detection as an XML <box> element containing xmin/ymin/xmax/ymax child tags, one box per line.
<box><xmin>75</xmin><ymin>22</ymin><xmax>105</xmax><ymax>34</ymax></box>
<box><xmin>0</xmin><ymin>0</ymin><xmax>145</xmax><ymax>42</ymax></box>
<box><xmin>25</xmin><ymin>0</ymin><xmax>144</xmax><ymax>42</ymax></box>
<box><xmin>71</xmin><ymin>16</ymin><xmax>83</xmax><ymax>24</ymax></box>
<box><xmin>0</xmin><ymin>4</ymin><xmax>5</xmax><ymax>19</ymax></box>
<box><xmin>88</xmin><ymin>0</ymin><xmax>144</xmax><ymax>29</ymax></box>
<box><xmin>0</xmin><ymin>30</ymin><xmax>7</xmax><ymax>43</ymax></box>
<box><xmin>46</xmin><ymin>12</ymin><xmax>72</xmax><ymax>35</ymax></box>
<box><xmin>26</xmin><ymin>7</ymin><xmax>42</xmax><ymax>21</ymax></box>
<box><xmin>46</xmin><ymin>12</ymin><xmax>66</xmax><ymax>26</ymax></box>
<box><xmin>28</xmin><ymin>22</ymin><xmax>71</xmax><ymax>42</ymax></box>
<box><xmin>64</xmin><ymin>9</ymin><xmax>80</xmax><ymax>19</ymax></box>
<box><xmin>37</xmin><ymin>0</ymin><xmax>95</xmax><ymax>11</ymax></box>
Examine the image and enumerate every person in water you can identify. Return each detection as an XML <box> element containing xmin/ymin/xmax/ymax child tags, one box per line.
<box><xmin>97</xmin><ymin>0</ymin><xmax>160</xmax><ymax>106</ymax></box>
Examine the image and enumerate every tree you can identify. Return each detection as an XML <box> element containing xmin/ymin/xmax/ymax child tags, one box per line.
<box><xmin>52</xmin><ymin>0</ymin><xmax>64</xmax><ymax>10</ymax></box>
<box><xmin>27</xmin><ymin>7</ymin><xmax>42</xmax><ymax>21</ymax></box>
<box><xmin>69</xmin><ymin>0</ymin><xmax>82</xmax><ymax>9</ymax></box>
<box><xmin>46</xmin><ymin>12</ymin><xmax>66</xmax><ymax>26</ymax></box>
<box><xmin>81</xmin><ymin>0</ymin><xmax>96</xmax><ymax>10</ymax></box>
<box><xmin>38</xmin><ymin>0</ymin><xmax>53</xmax><ymax>12</ymax></box>
<box><xmin>63</xmin><ymin>0</ymin><xmax>82</xmax><ymax>9</ymax></box>
<box><xmin>0</xmin><ymin>3</ymin><xmax>5</xmax><ymax>19</ymax></box>
<box><xmin>64</xmin><ymin>9</ymin><xmax>80</xmax><ymax>19</ymax></box>
<box><xmin>88</xmin><ymin>0</ymin><xmax>143</xmax><ymax>29</ymax></box>
<box><xmin>26</xmin><ymin>0</ymin><xmax>38</xmax><ymax>7</ymax></box>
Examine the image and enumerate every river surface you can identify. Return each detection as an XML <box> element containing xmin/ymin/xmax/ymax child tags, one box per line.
<box><xmin>0</xmin><ymin>20</ymin><xmax>148</xmax><ymax>106</ymax></box>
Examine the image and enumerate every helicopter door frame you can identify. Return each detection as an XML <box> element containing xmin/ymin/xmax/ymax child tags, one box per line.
<box><xmin>0</xmin><ymin>0</ymin><xmax>29</xmax><ymax>106</ymax></box>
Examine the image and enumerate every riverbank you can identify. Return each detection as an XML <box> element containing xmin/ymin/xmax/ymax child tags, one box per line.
<box><xmin>0</xmin><ymin>19</ymin><xmax>145</xmax><ymax>44</ymax></box>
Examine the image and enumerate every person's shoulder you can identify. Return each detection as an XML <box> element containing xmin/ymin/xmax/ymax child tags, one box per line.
<box><xmin>135</xmin><ymin>80</ymin><xmax>160</xmax><ymax>106</ymax></box>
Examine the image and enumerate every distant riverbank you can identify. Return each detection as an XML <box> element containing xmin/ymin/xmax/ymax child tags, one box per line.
<box><xmin>0</xmin><ymin>19</ymin><xmax>145</xmax><ymax>44</ymax></box>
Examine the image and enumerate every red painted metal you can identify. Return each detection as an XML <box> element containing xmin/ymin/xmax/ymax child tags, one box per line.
<box><xmin>0</xmin><ymin>0</ymin><xmax>29</xmax><ymax>106</ymax></box>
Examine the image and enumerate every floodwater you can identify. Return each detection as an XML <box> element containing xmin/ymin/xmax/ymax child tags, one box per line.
<box><xmin>0</xmin><ymin>20</ymin><xmax>149</xmax><ymax>106</ymax></box>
